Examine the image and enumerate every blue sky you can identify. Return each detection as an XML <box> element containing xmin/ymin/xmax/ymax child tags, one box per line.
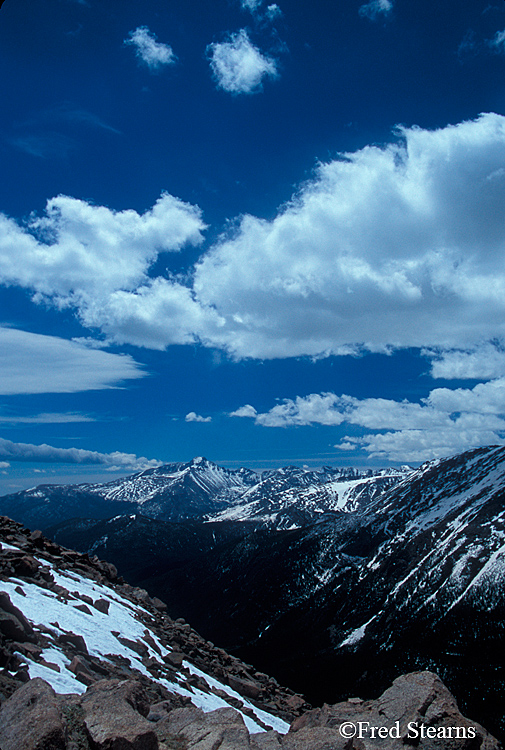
<box><xmin>2</xmin><ymin>0</ymin><xmax>505</xmax><ymax>492</ymax></box>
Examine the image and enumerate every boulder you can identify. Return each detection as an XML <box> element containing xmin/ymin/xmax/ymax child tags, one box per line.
<box><xmin>0</xmin><ymin>590</ymin><xmax>35</xmax><ymax>640</ymax></box>
<box><xmin>228</xmin><ymin>673</ymin><xmax>263</xmax><ymax>700</ymax></box>
<box><xmin>288</xmin><ymin>671</ymin><xmax>500</xmax><ymax>749</ymax></box>
<box><xmin>0</xmin><ymin>677</ymin><xmax>66</xmax><ymax>750</ymax></box>
<box><xmin>81</xmin><ymin>678</ymin><xmax>158</xmax><ymax>750</ymax></box>
<box><xmin>155</xmin><ymin>705</ymin><xmax>251</xmax><ymax>750</ymax></box>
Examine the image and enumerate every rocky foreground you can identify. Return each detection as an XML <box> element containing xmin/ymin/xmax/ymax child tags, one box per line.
<box><xmin>0</xmin><ymin>514</ymin><xmax>501</xmax><ymax>749</ymax></box>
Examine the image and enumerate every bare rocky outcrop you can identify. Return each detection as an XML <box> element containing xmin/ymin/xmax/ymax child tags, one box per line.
<box><xmin>0</xmin><ymin>514</ymin><xmax>307</xmax><ymax>722</ymax></box>
<box><xmin>0</xmin><ymin>671</ymin><xmax>500</xmax><ymax>750</ymax></box>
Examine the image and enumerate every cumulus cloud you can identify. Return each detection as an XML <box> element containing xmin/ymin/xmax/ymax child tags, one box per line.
<box><xmin>124</xmin><ymin>26</ymin><xmax>177</xmax><ymax>70</ymax></box>
<box><xmin>4</xmin><ymin>116</ymin><xmax>505</xmax><ymax>363</ymax></box>
<box><xmin>0</xmin><ymin>327</ymin><xmax>145</xmax><ymax>395</ymax></box>
<box><xmin>185</xmin><ymin>411</ymin><xmax>212</xmax><ymax>422</ymax></box>
<box><xmin>229</xmin><ymin>404</ymin><xmax>258</xmax><ymax>418</ymax></box>
<box><xmin>207</xmin><ymin>30</ymin><xmax>278</xmax><ymax>94</ymax></box>
<box><xmin>0</xmin><ymin>193</ymin><xmax>215</xmax><ymax>351</ymax></box>
<box><xmin>194</xmin><ymin>113</ymin><xmax>505</xmax><ymax>359</ymax></box>
<box><xmin>0</xmin><ymin>438</ymin><xmax>161</xmax><ymax>470</ymax></box>
<box><xmin>426</xmin><ymin>344</ymin><xmax>505</xmax><ymax>380</ymax></box>
<box><xmin>231</xmin><ymin>381</ymin><xmax>505</xmax><ymax>462</ymax></box>
<box><xmin>359</xmin><ymin>0</ymin><xmax>393</xmax><ymax>20</ymax></box>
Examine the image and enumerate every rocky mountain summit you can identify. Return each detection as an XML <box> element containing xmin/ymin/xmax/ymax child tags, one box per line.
<box><xmin>0</xmin><ymin>515</ymin><xmax>500</xmax><ymax>749</ymax></box>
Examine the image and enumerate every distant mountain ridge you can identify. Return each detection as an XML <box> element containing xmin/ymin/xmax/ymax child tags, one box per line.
<box><xmin>0</xmin><ymin>456</ymin><xmax>411</xmax><ymax>531</ymax></box>
<box><xmin>42</xmin><ymin>445</ymin><xmax>505</xmax><ymax>742</ymax></box>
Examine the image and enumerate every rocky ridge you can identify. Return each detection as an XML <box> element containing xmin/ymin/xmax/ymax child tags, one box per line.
<box><xmin>0</xmin><ymin>514</ymin><xmax>500</xmax><ymax>749</ymax></box>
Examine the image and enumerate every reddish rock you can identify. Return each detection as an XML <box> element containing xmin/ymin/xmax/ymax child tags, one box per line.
<box><xmin>163</xmin><ymin>650</ymin><xmax>184</xmax><ymax>668</ymax></box>
<box><xmin>0</xmin><ymin>677</ymin><xmax>66</xmax><ymax>750</ymax></box>
<box><xmin>228</xmin><ymin>673</ymin><xmax>262</xmax><ymax>700</ymax></box>
<box><xmin>81</xmin><ymin>678</ymin><xmax>157</xmax><ymax>749</ymax></box>
<box><xmin>58</xmin><ymin>631</ymin><xmax>89</xmax><ymax>654</ymax></box>
<box><xmin>288</xmin><ymin>671</ymin><xmax>501</xmax><ymax>750</ymax></box>
<box><xmin>155</xmin><ymin>705</ymin><xmax>251</xmax><ymax>749</ymax></box>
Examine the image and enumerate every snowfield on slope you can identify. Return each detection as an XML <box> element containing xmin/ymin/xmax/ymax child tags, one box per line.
<box><xmin>0</xmin><ymin>540</ymin><xmax>289</xmax><ymax>735</ymax></box>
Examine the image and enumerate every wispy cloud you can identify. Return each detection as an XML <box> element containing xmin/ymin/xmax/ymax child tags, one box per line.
<box><xmin>359</xmin><ymin>0</ymin><xmax>393</xmax><ymax>21</ymax></box>
<box><xmin>0</xmin><ymin>437</ymin><xmax>161</xmax><ymax>470</ymax></box>
<box><xmin>19</xmin><ymin>104</ymin><xmax>120</xmax><ymax>134</ymax></box>
<box><xmin>185</xmin><ymin>411</ymin><xmax>212</xmax><ymax>423</ymax></box>
<box><xmin>241</xmin><ymin>0</ymin><xmax>263</xmax><ymax>11</ymax></box>
<box><xmin>0</xmin><ymin>328</ymin><xmax>145</xmax><ymax>395</ymax></box>
<box><xmin>9</xmin><ymin>133</ymin><xmax>76</xmax><ymax>159</ymax></box>
<box><xmin>207</xmin><ymin>29</ymin><xmax>278</xmax><ymax>94</ymax></box>
<box><xmin>0</xmin><ymin>412</ymin><xmax>94</xmax><ymax>424</ymax></box>
<box><xmin>230</xmin><ymin>380</ymin><xmax>505</xmax><ymax>462</ymax></box>
<box><xmin>124</xmin><ymin>26</ymin><xmax>177</xmax><ymax>70</ymax></box>
<box><xmin>489</xmin><ymin>29</ymin><xmax>505</xmax><ymax>53</ymax></box>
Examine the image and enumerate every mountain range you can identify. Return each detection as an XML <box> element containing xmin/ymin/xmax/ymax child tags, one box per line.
<box><xmin>0</xmin><ymin>457</ymin><xmax>410</xmax><ymax>530</ymax></box>
<box><xmin>2</xmin><ymin>448</ymin><xmax>505</xmax><ymax>740</ymax></box>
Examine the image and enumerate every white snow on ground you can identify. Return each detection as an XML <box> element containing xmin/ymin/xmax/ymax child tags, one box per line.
<box><xmin>184</xmin><ymin>663</ymin><xmax>290</xmax><ymax>734</ymax></box>
<box><xmin>16</xmin><ymin>647</ymin><xmax>85</xmax><ymax>695</ymax></box>
<box><xmin>0</xmin><ymin>550</ymin><xmax>289</xmax><ymax>734</ymax></box>
<box><xmin>339</xmin><ymin>615</ymin><xmax>377</xmax><ymax>647</ymax></box>
<box><xmin>0</xmin><ymin>541</ymin><xmax>21</xmax><ymax>551</ymax></box>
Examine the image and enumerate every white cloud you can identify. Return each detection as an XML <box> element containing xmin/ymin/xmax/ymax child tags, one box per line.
<box><xmin>266</xmin><ymin>4</ymin><xmax>282</xmax><ymax>21</ymax></box>
<box><xmin>489</xmin><ymin>29</ymin><xmax>505</xmax><ymax>53</ymax></box>
<box><xmin>5</xmin><ymin>116</ymin><xmax>505</xmax><ymax>363</ymax></box>
<box><xmin>0</xmin><ymin>193</ymin><xmax>212</xmax><ymax>351</ymax></box>
<box><xmin>359</xmin><ymin>0</ymin><xmax>393</xmax><ymax>20</ymax></box>
<box><xmin>194</xmin><ymin>113</ymin><xmax>505</xmax><ymax>359</ymax></box>
<box><xmin>0</xmin><ymin>462</ymin><xmax>10</xmax><ymax>470</ymax></box>
<box><xmin>241</xmin><ymin>0</ymin><xmax>263</xmax><ymax>11</ymax></box>
<box><xmin>229</xmin><ymin>404</ymin><xmax>258</xmax><ymax>418</ymax></box>
<box><xmin>207</xmin><ymin>30</ymin><xmax>278</xmax><ymax>94</ymax></box>
<box><xmin>0</xmin><ymin>438</ymin><xmax>161</xmax><ymax>470</ymax></box>
<box><xmin>185</xmin><ymin>411</ymin><xmax>212</xmax><ymax>423</ymax></box>
<box><xmin>124</xmin><ymin>26</ymin><xmax>177</xmax><ymax>70</ymax></box>
<box><xmin>0</xmin><ymin>327</ymin><xmax>145</xmax><ymax>395</ymax></box>
<box><xmin>253</xmin><ymin>393</ymin><xmax>346</xmax><ymax>427</ymax></box>
<box><xmin>231</xmin><ymin>380</ymin><xmax>505</xmax><ymax>462</ymax></box>
<box><xmin>426</xmin><ymin>344</ymin><xmax>505</xmax><ymax>380</ymax></box>
<box><xmin>344</xmin><ymin>426</ymin><xmax>503</xmax><ymax>463</ymax></box>
<box><xmin>0</xmin><ymin>193</ymin><xmax>205</xmax><ymax>299</ymax></box>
